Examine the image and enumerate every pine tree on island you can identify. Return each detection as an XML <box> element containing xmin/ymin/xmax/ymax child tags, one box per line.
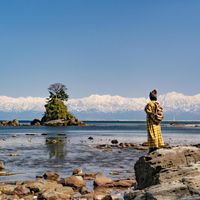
<box><xmin>41</xmin><ymin>83</ymin><xmax>82</xmax><ymax>126</ymax></box>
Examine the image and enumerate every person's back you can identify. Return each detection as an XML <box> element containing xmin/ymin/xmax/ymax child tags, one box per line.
<box><xmin>144</xmin><ymin>89</ymin><xmax>164</xmax><ymax>153</ymax></box>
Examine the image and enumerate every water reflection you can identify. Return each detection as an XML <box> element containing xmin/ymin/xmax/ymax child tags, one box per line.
<box><xmin>45</xmin><ymin>136</ymin><xmax>67</xmax><ymax>161</ymax></box>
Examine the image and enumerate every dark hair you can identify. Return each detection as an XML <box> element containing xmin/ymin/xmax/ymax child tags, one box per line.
<box><xmin>149</xmin><ymin>89</ymin><xmax>157</xmax><ymax>101</ymax></box>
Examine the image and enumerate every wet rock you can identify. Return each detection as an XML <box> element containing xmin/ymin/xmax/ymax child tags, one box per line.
<box><xmin>8</xmin><ymin>152</ymin><xmax>18</xmax><ymax>156</ymax></box>
<box><xmin>46</xmin><ymin>137</ymin><xmax>65</xmax><ymax>144</ymax></box>
<box><xmin>39</xmin><ymin>190</ymin><xmax>70</xmax><ymax>200</ymax></box>
<box><xmin>111</xmin><ymin>140</ymin><xmax>118</xmax><ymax>144</ymax></box>
<box><xmin>88</xmin><ymin>136</ymin><xmax>94</xmax><ymax>140</ymax></box>
<box><xmin>14</xmin><ymin>185</ymin><xmax>30</xmax><ymax>197</ymax></box>
<box><xmin>25</xmin><ymin>179</ymin><xmax>64</xmax><ymax>194</ymax></box>
<box><xmin>41</xmin><ymin>133</ymin><xmax>48</xmax><ymax>136</ymax></box>
<box><xmin>79</xmin><ymin>186</ymin><xmax>92</xmax><ymax>195</ymax></box>
<box><xmin>82</xmin><ymin>172</ymin><xmax>98</xmax><ymax>180</ymax></box>
<box><xmin>0</xmin><ymin>161</ymin><xmax>5</xmax><ymax>169</ymax></box>
<box><xmin>0</xmin><ymin>184</ymin><xmax>16</xmax><ymax>195</ymax></box>
<box><xmin>141</xmin><ymin>142</ymin><xmax>148</xmax><ymax>146</ymax></box>
<box><xmin>0</xmin><ymin>171</ymin><xmax>15</xmax><ymax>176</ymax></box>
<box><xmin>94</xmin><ymin>194</ymin><xmax>112</xmax><ymax>200</ymax></box>
<box><xmin>31</xmin><ymin>119</ymin><xmax>41</xmax><ymax>126</ymax></box>
<box><xmin>135</xmin><ymin>146</ymin><xmax>200</xmax><ymax>189</ymax></box>
<box><xmin>1</xmin><ymin>194</ymin><xmax>20</xmax><ymax>200</ymax></box>
<box><xmin>43</xmin><ymin>171</ymin><xmax>60</xmax><ymax>181</ymax></box>
<box><xmin>111</xmin><ymin>179</ymin><xmax>136</xmax><ymax>188</ymax></box>
<box><xmin>56</xmin><ymin>186</ymin><xmax>74</xmax><ymax>195</ymax></box>
<box><xmin>72</xmin><ymin>168</ymin><xmax>83</xmax><ymax>175</ymax></box>
<box><xmin>60</xmin><ymin>176</ymin><xmax>85</xmax><ymax>189</ymax></box>
<box><xmin>131</xmin><ymin>146</ymin><xmax>200</xmax><ymax>199</ymax></box>
<box><xmin>22</xmin><ymin>195</ymin><xmax>35</xmax><ymax>200</ymax></box>
<box><xmin>94</xmin><ymin>174</ymin><xmax>113</xmax><ymax>187</ymax></box>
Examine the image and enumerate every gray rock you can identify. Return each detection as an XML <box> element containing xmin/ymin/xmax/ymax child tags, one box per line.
<box><xmin>128</xmin><ymin>146</ymin><xmax>200</xmax><ymax>200</ymax></box>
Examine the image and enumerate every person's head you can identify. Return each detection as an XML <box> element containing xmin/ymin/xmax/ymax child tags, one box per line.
<box><xmin>149</xmin><ymin>89</ymin><xmax>157</xmax><ymax>101</ymax></box>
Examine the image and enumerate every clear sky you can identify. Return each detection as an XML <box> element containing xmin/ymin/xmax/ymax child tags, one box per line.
<box><xmin>0</xmin><ymin>0</ymin><xmax>200</xmax><ymax>98</ymax></box>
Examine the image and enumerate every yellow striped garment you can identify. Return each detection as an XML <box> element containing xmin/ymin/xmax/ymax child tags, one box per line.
<box><xmin>145</xmin><ymin>101</ymin><xmax>164</xmax><ymax>148</ymax></box>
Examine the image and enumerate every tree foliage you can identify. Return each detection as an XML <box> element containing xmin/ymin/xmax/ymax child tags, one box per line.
<box><xmin>48</xmin><ymin>83</ymin><xmax>69</xmax><ymax>101</ymax></box>
<box><xmin>42</xmin><ymin>83</ymin><xmax>70</xmax><ymax>122</ymax></box>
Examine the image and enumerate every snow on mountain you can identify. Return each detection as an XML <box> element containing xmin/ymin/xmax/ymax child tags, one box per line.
<box><xmin>68</xmin><ymin>95</ymin><xmax>147</xmax><ymax>112</ymax></box>
<box><xmin>0</xmin><ymin>92</ymin><xmax>199</xmax><ymax>113</ymax></box>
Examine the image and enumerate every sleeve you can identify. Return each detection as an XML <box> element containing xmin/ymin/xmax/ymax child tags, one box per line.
<box><xmin>145</xmin><ymin>103</ymin><xmax>153</xmax><ymax>115</ymax></box>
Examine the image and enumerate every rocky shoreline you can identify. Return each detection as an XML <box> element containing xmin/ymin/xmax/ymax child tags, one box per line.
<box><xmin>1</xmin><ymin>142</ymin><xmax>200</xmax><ymax>199</ymax></box>
<box><xmin>0</xmin><ymin>118</ymin><xmax>85</xmax><ymax>127</ymax></box>
<box><xmin>0</xmin><ymin>166</ymin><xmax>135</xmax><ymax>200</ymax></box>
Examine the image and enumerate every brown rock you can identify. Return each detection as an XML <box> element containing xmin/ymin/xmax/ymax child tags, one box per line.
<box><xmin>39</xmin><ymin>191</ymin><xmax>70</xmax><ymax>200</ymax></box>
<box><xmin>111</xmin><ymin>179</ymin><xmax>136</xmax><ymax>187</ymax></box>
<box><xmin>94</xmin><ymin>174</ymin><xmax>113</xmax><ymax>187</ymax></box>
<box><xmin>60</xmin><ymin>176</ymin><xmax>85</xmax><ymax>189</ymax></box>
<box><xmin>0</xmin><ymin>161</ymin><xmax>5</xmax><ymax>169</ymax></box>
<box><xmin>1</xmin><ymin>194</ymin><xmax>20</xmax><ymax>200</ymax></box>
<box><xmin>43</xmin><ymin>171</ymin><xmax>59</xmax><ymax>181</ymax></box>
<box><xmin>55</xmin><ymin>186</ymin><xmax>74</xmax><ymax>195</ymax></box>
<box><xmin>14</xmin><ymin>185</ymin><xmax>30</xmax><ymax>197</ymax></box>
<box><xmin>79</xmin><ymin>186</ymin><xmax>92</xmax><ymax>195</ymax></box>
<box><xmin>72</xmin><ymin>168</ymin><xmax>83</xmax><ymax>175</ymax></box>
<box><xmin>0</xmin><ymin>184</ymin><xmax>16</xmax><ymax>195</ymax></box>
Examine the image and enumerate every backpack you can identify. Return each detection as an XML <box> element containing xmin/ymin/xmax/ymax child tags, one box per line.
<box><xmin>151</xmin><ymin>102</ymin><xmax>164</xmax><ymax>124</ymax></box>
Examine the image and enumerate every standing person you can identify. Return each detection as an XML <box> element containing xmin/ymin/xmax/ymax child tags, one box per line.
<box><xmin>145</xmin><ymin>89</ymin><xmax>164</xmax><ymax>153</ymax></box>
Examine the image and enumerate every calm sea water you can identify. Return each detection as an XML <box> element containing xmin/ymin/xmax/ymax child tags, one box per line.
<box><xmin>0</xmin><ymin>121</ymin><xmax>200</xmax><ymax>182</ymax></box>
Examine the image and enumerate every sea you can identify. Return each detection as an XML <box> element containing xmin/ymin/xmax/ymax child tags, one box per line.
<box><xmin>0</xmin><ymin>120</ymin><xmax>200</xmax><ymax>182</ymax></box>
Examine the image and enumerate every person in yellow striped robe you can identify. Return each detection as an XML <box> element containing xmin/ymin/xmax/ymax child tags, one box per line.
<box><xmin>145</xmin><ymin>89</ymin><xmax>164</xmax><ymax>153</ymax></box>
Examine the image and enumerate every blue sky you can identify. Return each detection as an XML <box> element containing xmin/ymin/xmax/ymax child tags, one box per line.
<box><xmin>0</xmin><ymin>0</ymin><xmax>200</xmax><ymax>98</ymax></box>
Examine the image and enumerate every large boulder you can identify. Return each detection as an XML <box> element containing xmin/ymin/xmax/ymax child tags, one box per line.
<box><xmin>134</xmin><ymin>146</ymin><xmax>200</xmax><ymax>189</ymax></box>
<box><xmin>125</xmin><ymin>146</ymin><xmax>200</xmax><ymax>200</ymax></box>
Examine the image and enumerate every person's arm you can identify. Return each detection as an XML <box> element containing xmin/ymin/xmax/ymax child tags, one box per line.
<box><xmin>145</xmin><ymin>103</ymin><xmax>153</xmax><ymax>115</ymax></box>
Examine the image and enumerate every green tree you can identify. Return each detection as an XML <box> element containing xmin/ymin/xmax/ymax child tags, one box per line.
<box><xmin>48</xmin><ymin>83</ymin><xmax>69</xmax><ymax>101</ymax></box>
<box><xmin>42</xmin><ymin>83</ymin><xmax>70</xmax><ymax>122</ymax></box>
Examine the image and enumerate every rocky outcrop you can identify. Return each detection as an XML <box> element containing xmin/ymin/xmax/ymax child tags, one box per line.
<box><xmin>43</xmin><ymin>119</ymin><xmax>85</xmax><ymax>126</ymax></box>
<box><xmin>30</xmin><ymin>119</ymin><xmax>41</xmax><ymax>126</ymax></box>
<box><xmin>125</xmin><ymin>146</ymin><xmax>200</xmax><ymax>200</ymax></box>
<box><xmin>0</xmin><ymin>119</ymin><xmax>20</xmax><ymax>126</ymax></box>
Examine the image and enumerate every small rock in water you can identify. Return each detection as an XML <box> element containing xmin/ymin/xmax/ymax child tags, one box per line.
<box><xmin>12</xmin><ymin>135</ymin><xmax>17</xmax><ymax>138</ymax></box>
<box><xmin>41</xmin><ymin>133</ymin><xmax>48</xmax><ymax>136</ymax></box>
<box><xmin>88</xmin><ymin>136</ymin><xmax>94</xmax><ymax>140</ymax></box>
<box><xmin>0</xmin><ymin>161</ymin><xmax>5</xmax><ymax>169</ymax></box>
<box><xmin>60</xmin><ymin>175</ymin><xmax>85</xmax><ymax>189</ymax></box>
<box><xmin>8</xmin><ymin>152</ymin><xmax>18</xmax><ymax>157</ymax></box>
<box><xmin>73</xmin><ymin>168</ymin><xmax>83</xmax><ymax>175</ymax></box>
<box><xmin>57</xmin><ymin>133</ymin><xmax>66</xmax><ymax>136</ymax></box>
<box><xmin>43</xmin><ymin>171</ymin><xmax>60</xmax><ymax>181</ymax></box>
<box><xmin>111</xmin><ymin>140</ymin><xmax>118</xmax><ymax>144</ymax></box>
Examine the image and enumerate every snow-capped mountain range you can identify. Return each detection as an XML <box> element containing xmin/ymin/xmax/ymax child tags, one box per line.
<box><xmin>0</xmin><ymin>92</ymin><xmax>200</xmax><ymax>120</ymax></box>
